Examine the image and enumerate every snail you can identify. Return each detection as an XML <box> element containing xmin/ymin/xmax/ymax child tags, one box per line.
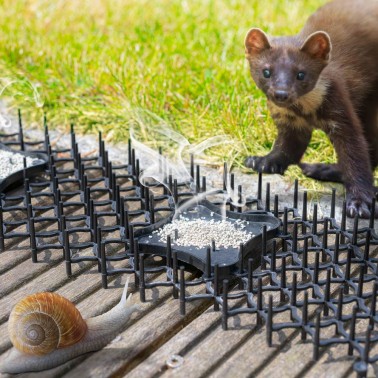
<box><xmin>0</xmin><ymin>279</ymin><xmax>137</xmax><ymax>374</ymax></box>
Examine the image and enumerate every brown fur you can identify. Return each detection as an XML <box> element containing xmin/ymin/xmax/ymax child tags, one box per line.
<box><xmin>244</xmin><ymin>0</ymin><xmax>378</xmax><ymax>218</ymax></box>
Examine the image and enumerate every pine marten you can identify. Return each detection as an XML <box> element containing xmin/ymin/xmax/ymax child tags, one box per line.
<box><xmin>244</xmin><ymin>0</ymin><xmax>378</xmax><ymax>218</ymax></box>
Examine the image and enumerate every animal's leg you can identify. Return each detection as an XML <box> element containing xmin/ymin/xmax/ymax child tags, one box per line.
<box><xmin>360</xmin><ymin>94</ymin><xmax>378</xmax><ymax>169</ymax></box>
<box><xmin>245</xmin><ymin>125</ymin><xmax>312</xmax><ymax>174</ymax></box>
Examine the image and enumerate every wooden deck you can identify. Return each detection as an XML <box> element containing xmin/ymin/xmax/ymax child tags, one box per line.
<box><xmin>0</xmin><ymin>182</ymin><xmax>377</xmax><ymax>378</ymax></box>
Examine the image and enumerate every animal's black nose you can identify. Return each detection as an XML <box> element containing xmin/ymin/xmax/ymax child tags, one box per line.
<box><xmin>274</xmin><ymin>90</ymin><xmax>289</xmax><ymax>102</ymax></box>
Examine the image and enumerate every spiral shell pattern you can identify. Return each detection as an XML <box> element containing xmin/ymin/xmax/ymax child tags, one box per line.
<box><xmin>8</xmin><ymin>292</ymin><xmax>87</xmax><ymax>356</ymax></box>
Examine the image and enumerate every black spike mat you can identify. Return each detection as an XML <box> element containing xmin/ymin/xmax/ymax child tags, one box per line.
<box><xmin>0</xmin><ymin>113</ymin><xmax>377</xmax><ymax>377</ymax></box>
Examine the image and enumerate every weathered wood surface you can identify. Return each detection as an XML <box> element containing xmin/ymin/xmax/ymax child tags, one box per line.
<box><xmin>0</xmin><ymin>184</ymin><xmax>377</xmax><ymax>378</ymax></box>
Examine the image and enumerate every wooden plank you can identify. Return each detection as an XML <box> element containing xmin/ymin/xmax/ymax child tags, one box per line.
<box><xmin>206</xmin><ymin>316</ymin><xmax>291</xmax><ymax>378</ymax></box>
<box><xmin>0</xmin><ymin>248</ymin><xmax>31</xmax><ymax>276</ymax></box>
<box><xmin>0</xmin><ymin>259</ymin><xmax>96</xmax><ymax>354</ymax></box>
<box><xmin>57</xmin><ymin>284</ymin><xmax>211</xmax><ymax>378</ymax></box>
<box><xmin>0</xmin><ymin>248</ymin><xmax>63</xmax><ymax>298</ymax></box>
<box><xmin>209</xmin><ymin>299</ymin><xmax>369</xmax><ymax>377</ymax></box>
<box><xmin>0</xmin><ymin>261</ymin><xmax>136</xmax><ymax>357</ymax></box>
<box><xmin>124</xmin><ymin>304</ymin><xmax>242</xmax><ymax>378</ymax></box>
<box><xmin>250</xmin><ymin>334</ymin><xmax>353</xmax><ymax>378</ymax></box>
<box><xmin>206</xmin><ymin>308</ymin><xmax>327</xmax><ymax>378</ymax></box>
<box><xmin>156</xmin><ymin>312</ymin><xmax>256</xmax><ymax>378</ymax></box>
<box><xmin>0</xmin><ymin>254</ymin><xmax>138</xmax><ymax>352</ymax></box>
<box><xmin>28</xmin><ymin>283</ymin><xmax>169</xmax><ymax>377</ymax></box>
<box><xmin>0</xmin><ymin>246</ymin><xmax>202</xmax><ymax>375</ymax></box>
<box><xmin>304</xmin><ymin>353</ymin><xmax>355</xmax><ymax>378</ymax></box>
<box><xmin>3</xmin><ymin>274</ymin><xmax>207</xmax><ymax>378</ymax></box>
<box><xmin>0</xmin><ymin>256</ymin><xmax>97</xmax><ymax>325</ymax></box>
<box><xmin>1</xmin><ymin>274</ymin><xmax>142</xmax><ymax>378</ymax></box>
<box><xmin>123</xmin><ymin>281</ymin><xmax>295</xmax><ymax>378</ymax></box>
<box><xmin>126</xmin><ymin>277</ymin><xmax>363</xmax><ymax>378</ymax></box>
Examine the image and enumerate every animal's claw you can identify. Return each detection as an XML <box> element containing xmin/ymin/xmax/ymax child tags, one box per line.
<box><xmin>244</xmin><ymin>155</ymin><xmax>287</xmax><ymax>175</ymax></box>
<box><xmin>346</xmin><ymin>195</ymin><xmax>378</xmax><ymax>219</ymax></box>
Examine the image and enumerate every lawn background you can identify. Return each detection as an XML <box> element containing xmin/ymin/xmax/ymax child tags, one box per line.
<box><xmin>1</xmin><ymin>0</ymin><xmax>372</xmax><ymax>190</ymax></box>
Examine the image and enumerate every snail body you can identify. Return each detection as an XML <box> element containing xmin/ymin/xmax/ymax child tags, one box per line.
<box><xmin>0</xmin><ymin>279</ymin><xmax>136</xmax><ymax>374</ymax></box>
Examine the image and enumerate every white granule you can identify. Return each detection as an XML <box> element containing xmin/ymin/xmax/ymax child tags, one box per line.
<box><xmin>155</xmin><ymin>216</ymin><xmax>253</xmax><ymax>249</ymax></box>
<box><xmin>0</xmin><ymin>149</ymin><xmax>39</xmax><ymax>179</ymax></box>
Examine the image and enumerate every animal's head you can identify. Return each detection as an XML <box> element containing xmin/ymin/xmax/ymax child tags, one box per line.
<box><xmin>244</xmin><ymin>28</ymin><xmax>331</xmax><ymax>107</ymax></box>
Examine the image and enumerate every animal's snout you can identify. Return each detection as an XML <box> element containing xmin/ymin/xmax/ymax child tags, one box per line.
<box><xmin>274</xmin><ymin>90</ymin><xmax>289</xmax><ymax>102</ymax></box>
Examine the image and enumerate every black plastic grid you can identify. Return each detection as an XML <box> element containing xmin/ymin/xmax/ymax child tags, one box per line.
<box><xmin>216</xmin><ymin>197</ymin><xmax>378</xmax><ymax>376</ymax></box>
<box><xmin>0</xmin><ymin>112</ymin><xmax>378</xmax><ymax>376</ymax></box>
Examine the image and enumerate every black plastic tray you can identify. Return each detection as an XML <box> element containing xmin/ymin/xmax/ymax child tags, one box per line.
<box><xmin>0</xmin><ymin>143</ymin><xmax>48</xmax><ymax>193</ymax></box>
<box><xmin>137</xmin><ymin>200</ymin><xmax>280</xmax><ymax>276</ymax></box>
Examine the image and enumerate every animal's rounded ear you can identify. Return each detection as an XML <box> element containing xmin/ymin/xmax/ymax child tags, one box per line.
<box><xmin>245</xmin><ymin>28</ymin><xmax>271</xmax><ymax>56</ymax></box>
<box><xmin>300</xmin><ymin>31</ymin><xmax>331</xmax><ymax>61</ymax></box>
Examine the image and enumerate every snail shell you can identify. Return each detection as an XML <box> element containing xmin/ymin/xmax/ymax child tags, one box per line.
<box><xmin>0</xmin><ymin>278</ymin><xmax>136</xmax><ymax>374</ymax></box>
<box><xmin>8</xmin><ymin>292</ymin><xmax>87</xmax><ymax>356</ymax></box>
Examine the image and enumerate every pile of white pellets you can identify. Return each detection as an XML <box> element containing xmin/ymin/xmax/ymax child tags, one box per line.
<box><xmin>154</xmin><ymin>215</ymin><xmax>254</xmax><ymax>249</ymax></box>
<box><xmin>0</xmin><ymin>149</ymin><xmax>39</xmax><ymax>180</ymax></box>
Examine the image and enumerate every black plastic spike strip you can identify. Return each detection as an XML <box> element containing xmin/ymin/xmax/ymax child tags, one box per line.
<box><xmin>1</xmin><ymin>111</ymin><xmax>378</xmax><ymax>376</ymax></box>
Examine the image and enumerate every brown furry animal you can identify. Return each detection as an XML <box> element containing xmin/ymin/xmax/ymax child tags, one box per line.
<box><xmin>244</xmin><ymin>0</ymin><xmax>378</xmax><ymax>218</ymax></box>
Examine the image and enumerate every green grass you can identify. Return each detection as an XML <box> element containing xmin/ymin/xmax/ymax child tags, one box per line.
<box><xmin>0</xmin><ymin>0</ymin><xmax>364</xmax><ymax>190</ymax></box>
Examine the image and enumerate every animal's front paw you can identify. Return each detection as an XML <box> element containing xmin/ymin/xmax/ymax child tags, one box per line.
<box><xmin>346</xmin><ymin>195</ymin><xmax>377</xmax><ymax>219</ymax></box>
<box><xmin>245</xmin><ymin>155</ymin><xmax>287</xmax><ymax>174</ymax></box>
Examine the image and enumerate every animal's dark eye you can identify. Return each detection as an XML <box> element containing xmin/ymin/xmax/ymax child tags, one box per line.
<box><xmin>297</xmin><ymin>72</ymin><xmax>305</xmax><ymax>80</ymax></box>
<box><xmin>263</xmin><ymin>69</ymin><xmax>271</xmax><ymax>79</ymax></box>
